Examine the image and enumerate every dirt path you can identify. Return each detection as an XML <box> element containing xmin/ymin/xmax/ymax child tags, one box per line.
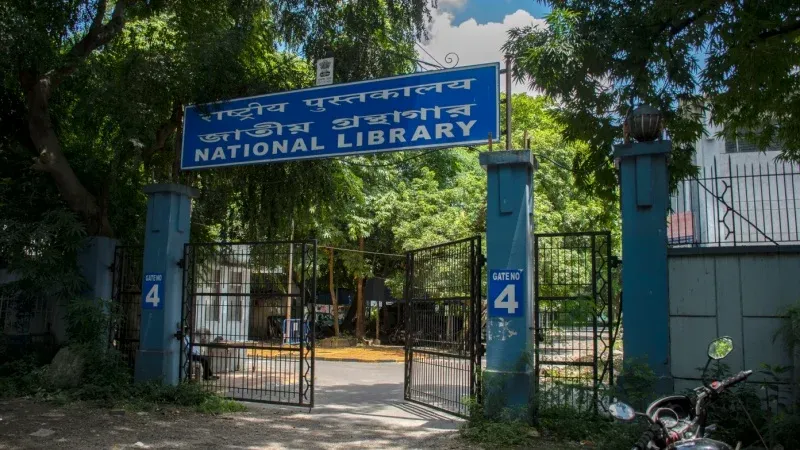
<box><xmin>0</xmin><ymin>398</ymin><xmax>471</xmax><ymax>450</ymax></box>
<box><xmin>1</xmin><ymin>361</ymin><xmax>476</xmax><ymax>449</ymax></box>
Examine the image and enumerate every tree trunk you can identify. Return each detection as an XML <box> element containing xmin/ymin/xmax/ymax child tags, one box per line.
<box><xmin>19</xmin><ymin>1</ymin><xmax>131</xmax><ymax>238</ymax></box>
<box><xmin>327</xmin><ymin>249</ymin><xmax>340</xmax><ymax>337</ymax></box>
<box><xmin>355</xmin><ymin>237</ymin><xmax>365</xmax><ymax>339</ymax></box>
<box><xmin>25</xmin><ymin>79</ymin><xmax>113</xmax><ymax>237</ymax></box>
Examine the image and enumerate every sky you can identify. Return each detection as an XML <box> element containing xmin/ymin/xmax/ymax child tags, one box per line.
<box><xmin>418</xmin><ymin>0</ymin><xmax>550</xmax><ymax>94</ymax></box>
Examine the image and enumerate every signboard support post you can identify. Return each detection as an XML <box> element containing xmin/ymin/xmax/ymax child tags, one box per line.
<box><xmin>479</xmin><ymin>150</ymin><xmax>536</xmax><ymax>417</ymax></box>
<box><xmin>504</xmin><ymin>54</ymin><xmax>512</xmax><ymax>150</ymax></box>
<box><xmin>135</xmin><ymin>184</ymin><xmax>198</xmax><ymax>385</ymax></box>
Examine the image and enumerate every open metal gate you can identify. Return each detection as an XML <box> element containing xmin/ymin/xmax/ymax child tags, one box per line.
<box><xmin>533</xmin><ymin>232</ymin><xmax>614</xmax><ymax>414</ymax></box>
<box><xmin>181</xmin><ymin>240</ymin><xmax>316</xmax><ymax>406</ymax></box>
<box><xmin>404</xmin><ymin>237</ymin><xmax>484</xmax><ymax>417</ymax></box>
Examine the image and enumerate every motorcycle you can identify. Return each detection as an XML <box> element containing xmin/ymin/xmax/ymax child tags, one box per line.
<box><xmin>608</xmin><ymin>337</ymin><xmax>765</xmax><ymax>450</ymax></box>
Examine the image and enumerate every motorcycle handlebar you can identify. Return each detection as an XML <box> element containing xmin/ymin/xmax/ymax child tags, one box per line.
<box><xmin>633</xmin><ymin>426</ymin><xmax>659</xmax><ymax>449</ymax></box>
<box><xmin>712</xmin><ymin>370</ymin><xmax>753</xmax><ymax>394</ymax></box>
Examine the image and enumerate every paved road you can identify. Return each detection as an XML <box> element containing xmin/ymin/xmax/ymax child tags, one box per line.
<box><xmin>301</xmin><ymin>360</ymin><xmax>464</xmax><ymax>430</ymax></box>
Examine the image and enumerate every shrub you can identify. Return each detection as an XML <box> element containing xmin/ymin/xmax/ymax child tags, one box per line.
<box><xmin>0</xmin><ymin>296</ymin><xmax>245</xmax><ymax>415</ymax></box>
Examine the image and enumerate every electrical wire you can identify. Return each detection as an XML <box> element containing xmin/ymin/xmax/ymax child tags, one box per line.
<box><xmin>318</xmin><ymin>245</ymin><xmax>405</xmax><ymax>258</ymax></box>
<box><xmin>340</xmin><ymin>149</ymin><xmax>440</xmax><ymax>167</ymax></box>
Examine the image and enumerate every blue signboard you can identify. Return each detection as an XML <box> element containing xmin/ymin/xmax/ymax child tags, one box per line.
<box><xmin>181</xmin><ymin>63</ymin><xmax>499</xmax><ymax>170</ymax></box>
<box><xmin>488</xmin><ymin>269</ymin><xmax>524</xmax><ymax>317</ymax></box>
<box><xmin>142</xmin><ymin>273</ymin><xmax>164</xmax><ymax>310</ymax></box>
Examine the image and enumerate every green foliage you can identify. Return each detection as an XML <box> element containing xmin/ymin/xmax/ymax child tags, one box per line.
<box><xmin>774</xmin><ymin>303</ymin><xmax>800</xmax><ymax>354</ymax></box>
<box><xmin>613</xmin><ymin>358</ymin><xmax>658</xmax><ymax>411</ymax></box>
<box><xmin>0</xmin><ymin>0</ymin><xmax>433</xmax><ymax>316</ymax></box>
<box><xmin>463</xmin><ymin>396</ymin><xmax>644</xmax><ymax>450</ymax></box>
<box><xmin>0</xmin><ymin>355</ymin><xmax>49</xmax><ymax>399</ymax></box>
<box><xmin>65</xmin><ymin>298</ymin><xmax>113</xmax><ymax>348</ymax></box>
<box><xmin>1</xmin><ymin>296</ymin><xmax>243</xmax><ymax>414</ymax></box>
<box><xmin>504</xmin><ymin>1</ymin><xmax>800</xmax><ymax>198</ymax></box>
<box><xmin>694</xmin><ymin>361</ymin><xmax>768</xmax><ymax>447</ymax></box>
<box><xmin>0</xmin><ymin>209</ymin><xmax>87</xmax><ymax>312</ymax></box>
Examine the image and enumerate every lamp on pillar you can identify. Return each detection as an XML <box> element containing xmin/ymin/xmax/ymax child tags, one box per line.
<box><xmin>614</xmin><ymin>105</ymin><xmax>673</xmax><ymax>394</ymax></box>
<box><xmin>627</xmin><ymin>104</ymin><xmax>663</xmax><ymax>143</ymax></box>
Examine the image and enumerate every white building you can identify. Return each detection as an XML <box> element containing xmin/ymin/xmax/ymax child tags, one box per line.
<box><xmin>669</xmin><ymin>111</ymin><xmax>800</xmax><ymax>246</ymax></box>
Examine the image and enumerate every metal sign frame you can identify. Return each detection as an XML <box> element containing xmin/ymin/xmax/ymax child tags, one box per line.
<box><xmin>181</xmin><ymin>63</ymin><xmax>500</xmax><ymax>170</ymax></box>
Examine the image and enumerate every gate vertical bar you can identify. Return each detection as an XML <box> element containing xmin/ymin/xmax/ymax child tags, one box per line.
<box><xmin>310</xmin><ymin>241</ymin><xmax>317</xmax><ymax>407</ymax></box>
<box><xmin>469</xmin><ymin>239</ymin><xmax>476</xmax><ymax>401</ymax></box>
<box><xmin>533</xmin><ymin>234</ymin><xmax>540</xmax><ymax>418</ymax></box>
<box><xmin>403</xmin><ymin>251</ymin><xmax>413</xmax><ymax>401</ymax></box>
<box><xmin>606</xmin><ymin>233</ymin><xmax>614</xmax><ymax>387</ymax></box>
<box><xmin>299</xmin><ymin>242</ymin><xmax>305</xmax><ymax>404</ymax></box>
<box><xmin>179</xmin><ymin>244</ymin><xmax>187</xmax><ymax>381</ymax></box>
<box><xmin>591</xmin><ymin>234</ymin><xmax>599</xmax><ymax>413</ymax></box>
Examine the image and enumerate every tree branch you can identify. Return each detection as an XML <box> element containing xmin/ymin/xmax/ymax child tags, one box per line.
<box><xmin>143</xmin><ymin>103</ymin><xmax>183</xmax><ymax>164</ymax></box>
<box><xmin>48</xmin><ymin>0</ymin><xmax>132</xmax><ymax>90</ymax></box>
<box><xmin>758</xmin><ymin>20</ymin><xmax>800</xmax><ymax>40</ymax></box>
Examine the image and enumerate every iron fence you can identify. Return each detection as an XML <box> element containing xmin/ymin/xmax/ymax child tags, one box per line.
<box><xmin>669</xmin><ymin>158</ymin><xmax>800</xmax><ymax>247</ymax></box>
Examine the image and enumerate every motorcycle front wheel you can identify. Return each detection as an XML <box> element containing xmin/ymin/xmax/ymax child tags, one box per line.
<box><xmin>671</xmin><ymin>438</ymin><xmax>734</xmax><ymax>450</ymax></box>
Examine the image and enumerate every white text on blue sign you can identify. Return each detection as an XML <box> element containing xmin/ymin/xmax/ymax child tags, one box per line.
<box><xmin>142</xmin><ymin>272</ymin><xmax>164</xmax><ymax>310</ymax></box>
<box><xmin>181</xmin><ymin>64</ymin><xmax>499</xmax><ymax>170</ymax></box>
<box><xmin>488</xmin><ymin>269</ymin><xmax>524</xmax><ymax>317</ymax></box>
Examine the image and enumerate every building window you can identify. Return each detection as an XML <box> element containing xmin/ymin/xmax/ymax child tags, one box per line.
<box><xmin>725</xmin><ymin>136</ymin><xmax>781</xmax><ymax>154</ymax></box>
<box><xmin>227</xmin><ymin>271</ymin><xmax>243</xmax><ymax>322</ymax></box>
<box><xmin>207</xmin><ymin>269</ymin><xmax>221</xmax><ymax>321</ymax></box>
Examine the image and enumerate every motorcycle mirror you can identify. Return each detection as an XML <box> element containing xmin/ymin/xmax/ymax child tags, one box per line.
<box><xmin>707</xmin><ymin>336</ymin><xmax>734</xmax><ymax>360</ymax></box>
<box><xmin>608</xmin><ymin>402</ymin><xmax>636</xmax><ymax>422</ymax></box>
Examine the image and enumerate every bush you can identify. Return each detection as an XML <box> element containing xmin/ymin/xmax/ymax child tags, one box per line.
<box><xmin>0</xmin><ymin>355</ymin><xmax>48</xmax><ymax>398</ymax></box>
<box><xmin>461</xmin><ymin>358</ymin><xmax>656</xmax><ymax>449</ymax></box>
<box><xmin>0</xmin><ymin>296</ymin><xmax>244</xmax><ymax>415</ymax></box>
<box><xmin>462</xmin><ymin>400</ymin><xmax>645</xmax><ymax>449</ymax></box>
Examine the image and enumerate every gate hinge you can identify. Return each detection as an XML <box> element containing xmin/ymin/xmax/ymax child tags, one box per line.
<box><xmin>478</xmin><ymin>254</ymin><xmax>487</xmax><ymax>267</ymax></box>
<box><xmin>177</xmin><ymin>258</ymin><xmax>185</xmax><ymax>269</ymax></box>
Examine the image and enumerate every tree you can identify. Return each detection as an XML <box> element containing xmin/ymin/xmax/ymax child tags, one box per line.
<box><xmin>1</xmin><ymin>0</ymin><xmax>431</xmax><ymax>240</ymax></box>
<box><xmin>0</xmin><ymin>1</ymin><xmax>432</xmax><ymax>318</ymax></box>
<box><xmin>504</xmin><ymin>1</ymin><xmax>800</xmax><ymax>198</ymax></box>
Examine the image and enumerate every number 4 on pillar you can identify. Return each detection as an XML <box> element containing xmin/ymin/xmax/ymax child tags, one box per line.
<box><xmin>488</xmin><ymin>269</ymin><xmax>524</xmax><ymax>317</ymax></box>
<box><xmin>142</xmin><ymin>273</ymin><xmax>164</xmax><ymax>310</ymax></box>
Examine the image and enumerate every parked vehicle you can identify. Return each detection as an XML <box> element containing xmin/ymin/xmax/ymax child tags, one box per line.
<box><xmin>609</xmin><ymin>337</ymin><xmax>763</xmax><ymax>450</ymax></box>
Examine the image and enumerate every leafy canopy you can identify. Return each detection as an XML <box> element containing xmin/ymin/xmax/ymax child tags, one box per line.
<box><xmin>504</xmin><ymin>1</ymin><xmax>800</xmax><ymax>198</ymax></box>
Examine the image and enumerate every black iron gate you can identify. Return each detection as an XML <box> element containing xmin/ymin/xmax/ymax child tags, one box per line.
<box><xmin>110</xmin><ymin>246</ymin><xmax>144</xmax><ymax>371</ymax></box>
<box><xmin>404</xmin><ymin>237</ymin><xmax>483</xmax><ymax>417</ymax></box>
<box><xmin>181</xmin><ymin>240</ymin><xmax>316</xmax><ymax>406</ymax></box>
<box><xmin>533</xmin><ymin>232</ymin><xmax>614</xmax><ymax>413</ymax></box>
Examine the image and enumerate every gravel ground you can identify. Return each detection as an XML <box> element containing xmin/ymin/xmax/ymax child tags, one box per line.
<box><xmin>0</xmin><ymin>361</ymin><xmax>477</xmax><ymax>450</ymax></box>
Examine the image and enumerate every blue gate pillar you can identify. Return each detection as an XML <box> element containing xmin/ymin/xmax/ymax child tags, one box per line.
<box><xmin>614</xmin><ymin>140</ymin><xmax>673</xmax><ymax>393</ymax></box>
<box><xmin>479</xmin><ymin>150</ymin><xmax>535</xmax><ymax>415</ymax></box>
<box><xmin>134</xmin><ymin>184</ymin><xmax>198</xmax><ymax>385</ymax></box>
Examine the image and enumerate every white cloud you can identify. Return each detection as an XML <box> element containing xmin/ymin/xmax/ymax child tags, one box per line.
<box><xmin>436</xmin><ymin>0</ymin><xmax>467</xmax><ymax>10</ymax></box>
<box><xmin>419</xmin><ymin>9</ymin><xmax>546</xmax><ymax>94</ymax></box>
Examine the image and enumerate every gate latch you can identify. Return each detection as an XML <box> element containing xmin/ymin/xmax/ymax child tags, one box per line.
<box><xmin>174</xmin><ymin>323</ymin><xmax>185</xmax><ymax>341</ymax></box>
